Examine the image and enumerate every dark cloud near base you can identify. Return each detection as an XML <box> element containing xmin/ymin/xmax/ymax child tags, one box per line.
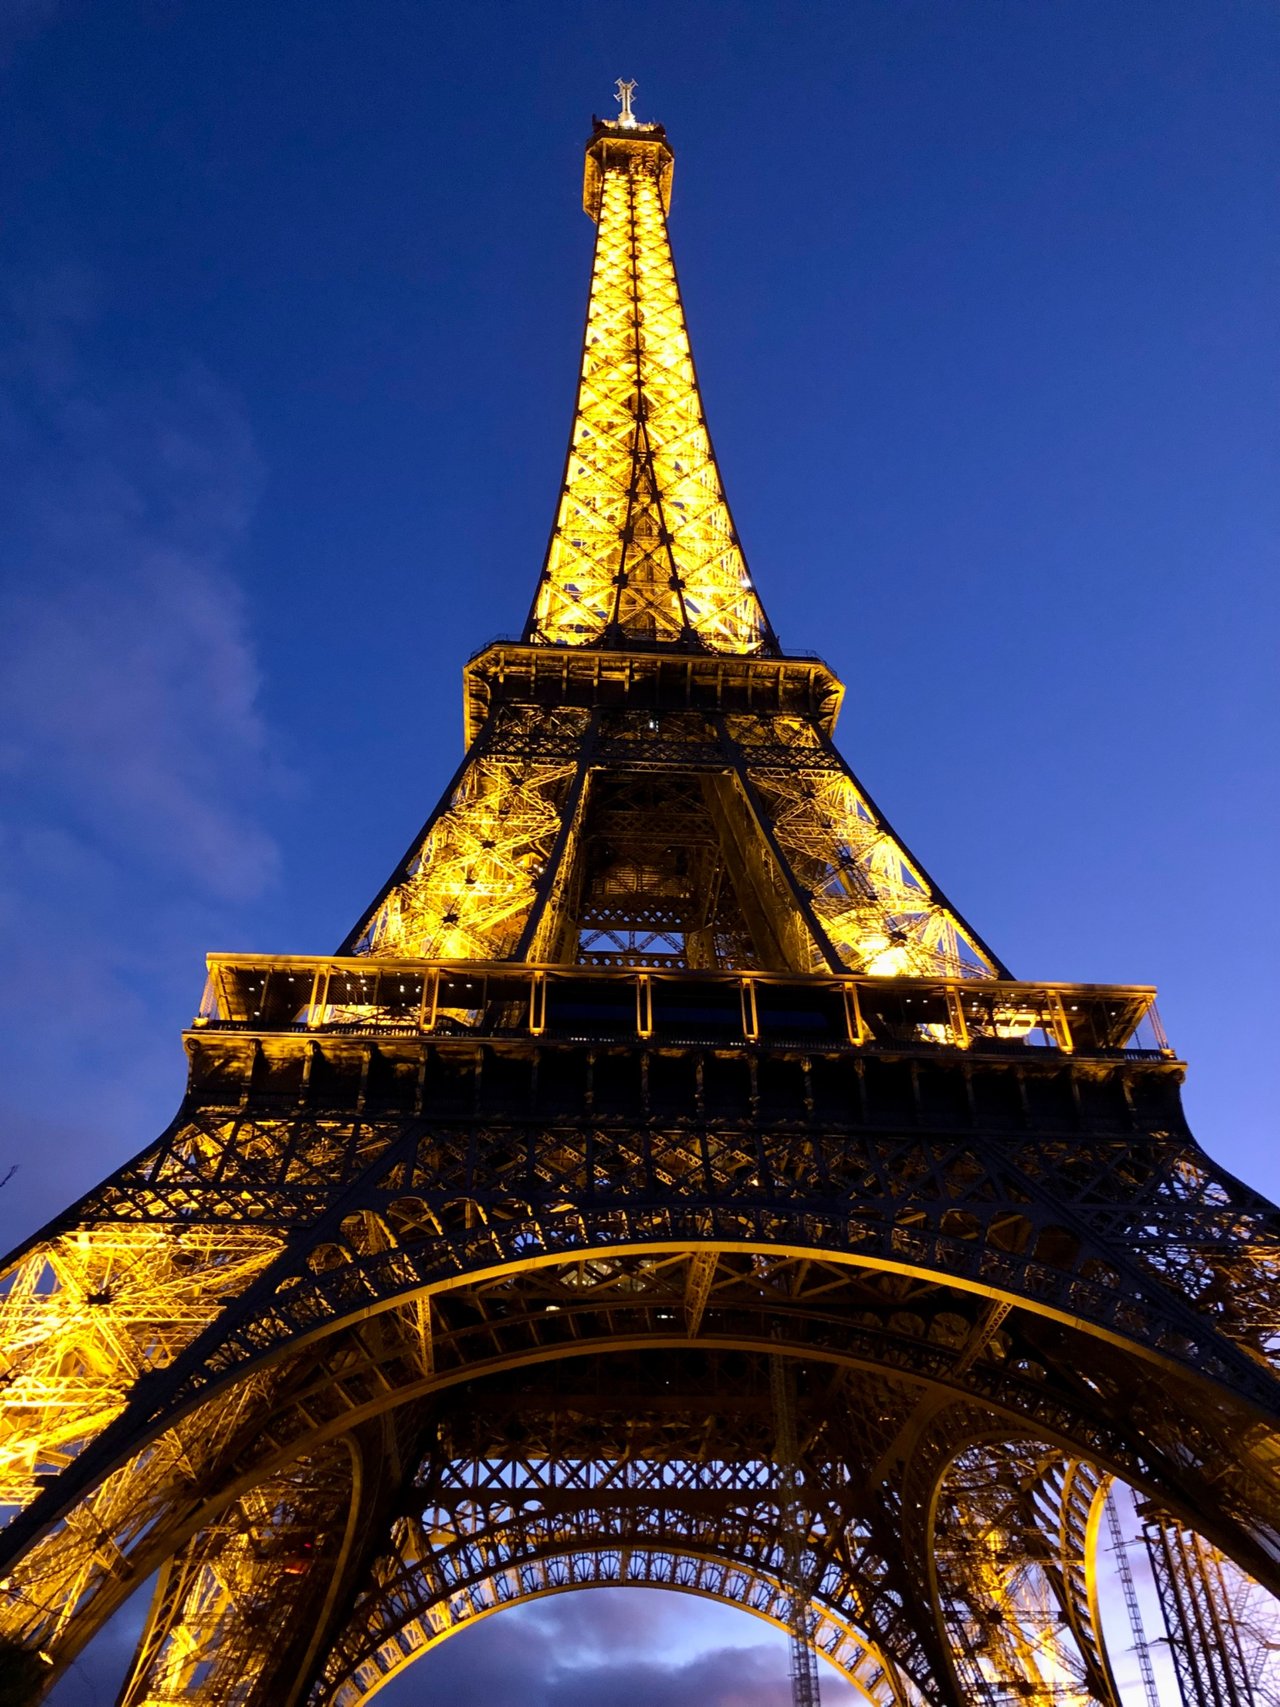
<box><xmin>372</xmin><ymin>1590</ymin><xmax>865</xmax><ymax>1707</ymax></box>
<box><xmin>48</xmin><ymin>1586</ymin><xmax>866</xmax><ymax>1706</ymax></box>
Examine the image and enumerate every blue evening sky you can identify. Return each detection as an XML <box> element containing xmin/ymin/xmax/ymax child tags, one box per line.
<box><xmin>1</xmin><ymin>2</ymin><xmax>1275</xmax><ymax>1702</ymax></box>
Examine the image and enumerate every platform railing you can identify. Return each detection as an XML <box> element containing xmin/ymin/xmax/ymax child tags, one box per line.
<box><xmin>192</xmin><ymin>956</ymin><xmax>1171</xmax><ymax>1059</ymax></box>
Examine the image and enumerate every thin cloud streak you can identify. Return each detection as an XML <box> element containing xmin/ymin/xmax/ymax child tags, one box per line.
<box><xmin>0</xmin><ymin>270</ymin><xmax>284</xmax><ymax>1246</ymax></box>
<box><xmin>0</xmin><ymin>271</ymin><xmax>276</xmax><ymax>902</ymax></box>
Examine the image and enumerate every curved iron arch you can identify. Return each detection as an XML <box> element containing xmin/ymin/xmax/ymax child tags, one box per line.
<box><xmin>7</xmin><ymin>1234</ymin><xmax>1280</xmax><ymax>1696</ymax></box>
<box><xmin>7</xmin><ymin>1206</ymin><xmax>1278</xmax><ymax>1575</ymax></box>
<box><xmin>108</xmin><ymin>1341</ymin><xmax>1278</xmax><ymax>1707</ymax></box>
<box><xmin>317</xmin><ymin>1543</ymin><xmax>915</xmax><ymax>1707</ymax></box>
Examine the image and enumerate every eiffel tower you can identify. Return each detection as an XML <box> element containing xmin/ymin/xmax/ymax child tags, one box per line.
<box><xmin>2</xmin><ymin>86</ymin><xmax>1279</xmax><ymax>1707</ymax></box>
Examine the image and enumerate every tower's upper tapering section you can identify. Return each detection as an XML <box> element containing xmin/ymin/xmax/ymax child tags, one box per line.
<box><xmin>524</xmin><ymin>108</ymin><xmax>778</xmax><ymax>656</ymax></box>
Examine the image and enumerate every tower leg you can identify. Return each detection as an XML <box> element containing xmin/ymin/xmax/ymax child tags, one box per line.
<box><xmin>1142</xmin><ymin>1513</ymin><xmax>1256</xmax><ymax>1707</ymax></box>
<box><xmin>1104</xmin><ymin>1485</ymin><xmax>1161</xmax><ymax>1707</ymax></box>
<box><xmin>113</xmin><ymin>1417</ymin><xmax>413</xmax><ymax>1707</ymax></box>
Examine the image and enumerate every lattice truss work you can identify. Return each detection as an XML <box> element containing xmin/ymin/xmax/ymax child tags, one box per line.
<box><xmin>118</xmin><ymin>1441</ymin><xmax>355</xmax><ymax>1706</ymax></box>
<box><xmin>932</xmin><ymin>1445</ymin><xmax>1119</xmax><ymax>1703</ymax></box>
<box><xmin>526</xmin><ymin>123</ymin><xmax>772</xmax><ymax>652</ymax></box>
<box><xmin>4</xmin><ymin>100</ymin><xmax>1280</xmax><ymax>1707</ymax></box>
<box><xmin>311</xmin><ymin>1364</ymin><xmax>915</xmax><ymax>1707</ymax></box>
<box><xmin>340</xmin><ymin>107</ymin><xmax>996</xmax><ymax>979</ymax></box>
<box><xmin>1142</xmin><ymin>1512</ymin><xmax>1280</xmax><ymax>1707</ymax></box>
<box><xmin>723</xmin><ymin>715</ymin><xmax>995</xmax><ymax>979</ymax></box>
<box><xmin>0</xmin><ymin>1224</ymin><xmax>281</xmax><ymax>1516</ymax></box>
<box><xmin>351</xmin><ymin>707</ymin><xmax>590</xmax><ymax>961</ymax></box>
<box><xmin>346</xmin><ymin>707</ymin><xmax>998</xmax><ymax>978</ymax></box>
<box><xmin>3</xmin><ymin>1056</ymin><xmax>1280</xmax><ymax>1704</ymax></box>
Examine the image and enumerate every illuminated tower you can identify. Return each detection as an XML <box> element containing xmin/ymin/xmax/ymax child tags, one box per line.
<box><xmin>2</xmin><ymin>86</ymin><xmax>1279</xmax><ymax>1707</ymax></box>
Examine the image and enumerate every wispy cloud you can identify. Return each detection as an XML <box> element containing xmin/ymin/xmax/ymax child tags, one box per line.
<box><xmin>0</xmin><ymin>270</ymin><xmax>277</xmax><ymax>902</ymax></box>
<box><xmin>375</xmin><ymin>1589</ymin><xmax>867</xmax><ymax>1707</ymax></box>
<box><xmin>0</xmin><ymin>269</ymin><xmax>284</xmax><ymax>1244</ymax></box>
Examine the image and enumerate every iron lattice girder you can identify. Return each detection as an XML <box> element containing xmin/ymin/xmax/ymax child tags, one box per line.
<box><xmin>528</xmin><ymin>121</ymin><xmax>774</xmax><ymax>654</ymax></box>
<box><xmin>319</xmin><ymin>1545</ymin><xmax>907</xmax><ymax>1707</ymax></box>
<box><xmin>4</xmin><ymin>1003</ymin><xmax>1280</xmax><ymax>1703</ymax></box>
<box><xmin>1148</xmin><ymin>1515</ymin><xmax>1280</xmax><ymax>1705</ymax></box>
<box><xmin>310</xmin><ymin>1368</ymin><xmax>915</xmax><ymax>1706</ymax></box>
<box><xmin>930</xmin><ymin>1442</ymin><xmax>1121</xmax><ymax>1703</ymax></box>
<box><xmin>116</xmin><ymin>1433</ymin><xmax>366</xmax><ymax>1707</ymax></box>
<box><xmin>338</xmin><ymin>693</ymin><xmax>1004</xmax><ymax>977</ymax></box>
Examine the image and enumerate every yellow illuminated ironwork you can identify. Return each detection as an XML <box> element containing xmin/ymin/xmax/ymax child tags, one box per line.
<box><xmin>725</xmin><ymin>715</ymin><xmax>997</xmax><ymax>979</ymax></box>
<box><xmin>0</xmin><ymin>1222</ymin><xmax>280</xmax><ymax>1516</ymax></box>
<box><xmin>352</xmin><ymin>708</ymin><xmax>589</xmax><ymax>960</ymax></box>
<box><xmin>931</xmin><ymin>1446</ymin><xmax>1115</xmax><ymax>1704</ymax></box>
<box><xmin>527</xmin><ymin>117</ymin><xmax>771</xmax><ymax>653</ymax></box>
<box><xmin>118</xmin><ymin>1443</ymin><xmax>355</xmax><ymax>1706</ymax></box>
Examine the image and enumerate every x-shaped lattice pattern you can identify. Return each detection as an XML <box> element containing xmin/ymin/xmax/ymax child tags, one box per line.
<box><xmin>527</xmin><ymin>144</ymin><xmax>771</xmax><ymax>652</ymax></box>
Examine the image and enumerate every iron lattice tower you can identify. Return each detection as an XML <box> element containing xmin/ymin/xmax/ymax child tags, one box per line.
<box><xmin>2</xmin><ymin>91</ymin><xmax>1280</xmax><ymax>1707</ymax></box>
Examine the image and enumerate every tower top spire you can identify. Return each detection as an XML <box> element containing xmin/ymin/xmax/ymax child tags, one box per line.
<box><xmin>526</xmin><ymin>96</ymin><xmax>775</xmax><ymax>656</ymax></box>
<box><xmin>614</xmin><ymin>76</ymin><xmax>638</xmax><ymax>128</ymax></box>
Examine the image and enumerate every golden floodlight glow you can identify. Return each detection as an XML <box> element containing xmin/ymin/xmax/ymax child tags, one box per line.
<box><xmin>528</xmin><ymin>123</ymin><xmax>771</xmax><ymax>654</ymax></box>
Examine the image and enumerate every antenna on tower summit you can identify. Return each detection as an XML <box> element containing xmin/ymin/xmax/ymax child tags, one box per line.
<box><xmin>614</xmin><ymin>76</ymin><xmax>638</xmax><ymax>126</ymax></box>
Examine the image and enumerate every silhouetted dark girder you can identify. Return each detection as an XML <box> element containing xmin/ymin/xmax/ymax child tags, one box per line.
<box><xmin>2</xmin><ymin>94</ymin><xmax>1279</xmax><ymax>1707</ymax></box>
